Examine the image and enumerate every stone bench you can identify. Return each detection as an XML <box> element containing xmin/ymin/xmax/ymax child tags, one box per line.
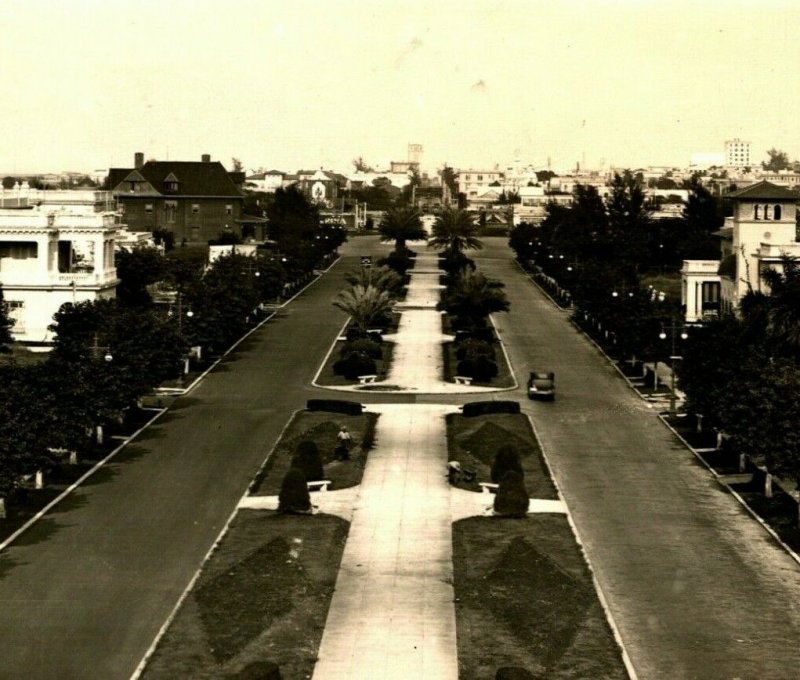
<box><xmin>479</xmin><ymin>482</ymin><xmax>499</xmax><ymax>494</ymax></box>
<box><xmin>454</xmin><ymin>375</ymin><xmax>473</xmax><ymax>385</ymax></box>
<box><xmin>358</xmin><ymin>374</ymin><xmax>378</xmax><ymax>384</ymax></box>
<box><xmin>307</xmin><ymin>480</ymin><xmax>332</xmax><ymax>492</ymax></box>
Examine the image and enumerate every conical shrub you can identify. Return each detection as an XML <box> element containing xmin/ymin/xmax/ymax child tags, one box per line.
<box><xmin>491</xmin><ymin>445</ymin><xmax>524</xmax><ymax>483</ymax></box>
<box><xmin>278</xmin><ymin>467</ymin><xmax>311</xmax><ymax>514</ymax></box>
<box><xmin>493</xmin><ymin>470</ymin><xmax>529</xmax><ymax>518</ymax></box>
<box><xmin>291</xmin><ymin>441</ymin><xmax>325</xmax><ymax>482</ymax></box>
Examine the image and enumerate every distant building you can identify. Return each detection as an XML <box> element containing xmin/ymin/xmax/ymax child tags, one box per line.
<box><xmin>0</xmin><ymin>207</ymin><xmax>119</xmax><ymax>345</ymax></box>
<box><xmin>245</xmin><ymin>170</ymin><xmax>284</xmax><ymax>193</ymax></box>
<box><xmin>681</xmin><ymin>180</ymin><xmax>799</xmax><ymax>322</ymax></box>
<box><xmin>457</xmin><ymin>169</ymin><xmax>505</xmax><ymax>203</ymax></box>
<box><xmin>107</xmin><ymin>153</ymin><xmax>244</xmax><ymax>244</ymax></box>
<box><xmin>724</xmin><ymin>138</ymin><xmax>752</xmax><ymax>168</ymax></box>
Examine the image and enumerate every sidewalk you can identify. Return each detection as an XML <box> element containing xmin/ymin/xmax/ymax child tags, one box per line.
<box><xmin>312</xmin><ymin>404</ymin><xmax>459</xmax><ymax>680</ymax></box>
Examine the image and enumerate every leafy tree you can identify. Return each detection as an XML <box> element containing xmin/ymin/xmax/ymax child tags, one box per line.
<box><xmin>507</xmin><ymin>222</ymin><xmax>539</xmax><ymax>262</ymax></box>
<box><xmin>762</xmin><ymin>148</ymin><xmax>790</xmax><ymax>172</ymax></box>
<box><xmin>352</xmin><ymin>156</ymin><xmax>375</xmax><ymax>172</ymax></box>
<box><xmin>606</xmin><ymin>171</ymin><xmax>650</xmax><ymax>276</ymax></box>
<box><xmin>231</xmin><ymin>157</ymin><xmax>244</xmax><ymax>172</ymax></box>
<box><xmin>266</xmin><ymin>186</ymin><xmax>321</xmax><ymax>245</ymax></box>
<box><xmin>679</xmin><ymin>176</ymin><xmax>724</xmax><ymax>260</ymax></box>
<box><xmin>2</xmin><ymin>176</ymin><xmax>17</xmax><ymax>190</ymax></box>
<box><xmin>115</xmin><ymin>247</ymin><xmax>166</xmax><ymax>307</ymax></box>
<box><xmin>428</xmin><ymin>208</ymin><xmax>483</xmax><ymax>256</ymax></box>
<box><xmin>152</xmin><ymin>228</ymin><xmax>175</xmax><ymax>252</ymax></box>
<box><xmin>439</xmin><ymin>165</ymin><xmax>458</xmax><ymax>202</ymax></box>
<box><xmin>438</xmin><ymin>269</ymin><xmax>509</xmax><ymax>327</ymax></box>
<box><xmin>536</xmin><ymin>170</ymin><xmax>557</xmax><ymax>183</ymax></box>
<box><xmin>333</xmin><ymin>285</ymin><xmax>395</xmax><ymax>334</ymax></box>
<box><xmin>378</xmin><ymin>206</ymin><xmax>425</xmax><ymax>253</ymax></box>
<box><xmin>759</xmin><ymin>256</ymin><xmax>800</xmax><ymax>357</ymax></box>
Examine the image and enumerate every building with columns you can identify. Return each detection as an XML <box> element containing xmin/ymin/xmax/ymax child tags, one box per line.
<box><xmin>682</xmin><ymin>181</ymin><xmax>799</xmax><ymax>322</ymax></box>
<box><xmin>0</xmin><ymin>207</ymin><xmax>118</xmax><ymax>346</ymax></box>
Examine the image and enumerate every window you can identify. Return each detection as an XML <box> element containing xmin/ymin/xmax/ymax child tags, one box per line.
<box><xmin>165</xmin><ymin>200</ymin><xmax>177</xmax><ymax>225</ymax></box>
<box><xmin>774</xmin><ymin>205</ymin><xmax>782</xmax><ymax>220</ymax></box>
<box><xmin>0</xmin><ymin>242</ymin><xmax>37</xmax><ymax>260</ymax></box>
<box><xmin>477</xmin><ymin>175</ymin><xmax>483</xmax><ymax>181</ymax></box>
<box><xmin>754</xmin><ymin>205</ymin><xmax>761</xmax><ymax>220</ymax></box>
<box><xmin>225</xmin><ymin>204</ymin><xmax>233</xmax><ymax>216</ymax></box>
<box><xmin>145</xmin><ymin>203</ymin><xmax>153</xmax><ymax>214</ymax></box>
<box><xmin>191</xmin><ymin>204</ymin><xmax>200</xmax><ymax>215</ymax></box>
<box><xmin>7</xmin><ymin>301</ymin><xmax>23</xmax><ymax>330</ymax></box>
<box><xmin>764</xmin><ymin>204</ymin><xmax>772</xmax><ymax>220</ymax></box>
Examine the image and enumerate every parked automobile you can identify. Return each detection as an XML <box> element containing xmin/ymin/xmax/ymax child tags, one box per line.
<box><xmin>527</xmin><ymin>371</ymin><xmax>555</xmax><ymax>400</ymax></box>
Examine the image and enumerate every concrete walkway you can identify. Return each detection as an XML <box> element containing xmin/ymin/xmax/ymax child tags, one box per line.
<box><xmin>312</xmin><ymin>404</ymin><xmax>459</xmax><ymax>680</ymax></box>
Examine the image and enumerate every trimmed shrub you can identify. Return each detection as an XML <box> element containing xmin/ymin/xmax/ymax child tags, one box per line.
<box><xmin>457</xmin><ymin>357</ymin><xmax>499</xmax><ymax>382</ymax></box>
<box><xmin>333</xmin><ymin>352</ymin><xmax>377</xmax><ymax>380</ymax></box>
<box><xmin>345</xmin><ymin>327</ymin><xmax>362</xmax><ymax>342</ymax></box>
<box><xmin>493</xmin><ymin>470</ymin><xmax>529</xmax><ymax>518</ymax></box>
<box><xmin>291</xmin><ymin>441</ymin><xmax>325</xmax><ymax>482</ymax></box>
<box><xmin>233</xmin><ymin>660</ymin><xmax>282</xmax><ymax>679</ymax></box>
<box><xmin>455</xmin><ymin>338</ymin><xmax>493</xmax><ymax>361</ymax></box>
<box><xmin>306</xmin><ymin>399</ymin><xmax>363</xmax><ymax>415</ymax></box>
<box><xmin>278</xmin><ymin>468</ymin><xmax>312</xmax><ymax>514</ymax></box>
<box><xmin>462</xmin><ymin>401</ymin><xmax>521</xmax><ymax>417</ymax></box>
<box><xmin>341</xmin><ymin>338</ymin><xmax>382</xmax><ymax>360</ymax></box>
<box><xmin>378</xmin><ymin>250</ymin><xmax>413</xmax><ymax>275</ymax></box>
<box><xmin>491</xmin><ymin>445</ymin><xmax>524</xmax><ymax>483</ymax></box>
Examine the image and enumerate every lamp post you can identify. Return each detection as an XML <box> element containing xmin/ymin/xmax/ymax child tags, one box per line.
<box><xmin>90</xmin><ymin>332</ymin><xmax>113</xmax><ymax>444</ymax></box>
<box><xmin>174</xmin><ymin>292</ymin><xmax>194</xmax><ymax>386</ymax></box>
<box><xmin>659</xmin><ymin>318</ymin><xmax>688</xmax><ymax>415</ymax></box>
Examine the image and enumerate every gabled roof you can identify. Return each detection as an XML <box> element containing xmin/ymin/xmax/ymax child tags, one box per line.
<box><xmin>728</xmin><ymin>180</ymin><xmax>797</xmax><ymax>201</ymax></box>
<box><xmin>110</xmin><ymin>161</ymin><xmax>242</xmax><ymax>197</ymax></box>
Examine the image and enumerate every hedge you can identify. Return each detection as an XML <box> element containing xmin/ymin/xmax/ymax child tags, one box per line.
<box><xmin>306</xmin><ymin>399</ymin><xmax>363</xmax><ymax>415</ymax></box>
<box><xmin>462</xmin><ymin>401</ymin><xmax>521</xmax><ymax>417</ymax></box>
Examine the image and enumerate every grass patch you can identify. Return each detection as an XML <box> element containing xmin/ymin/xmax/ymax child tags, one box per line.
<box><xmin>640</xmin><ymin>271</ymin><xmax>681</xmax><ymax>303</ymax></box>
<box><xmin>446</xmin><ymin>413</ymin><xmax>557</xmax><ymax>499</ymax></box>
<box><xmin>250</xmin><ymin>410</ymin><xmax>378</xmax><ymax>495</ymax></box>
<box><xmin>141</xmin><ymin>511</ymin><xmax>348</xmax><ymax>680</ymax></box>
<box><xmin>453</xmin><ymin>515</ymin><xmax>628</xmax><ymax>679</ymax></box>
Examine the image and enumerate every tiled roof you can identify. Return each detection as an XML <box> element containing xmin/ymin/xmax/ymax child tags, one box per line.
<box><xmin>728</xmin><ymin>180</ymin><xmax>797</xmax><ymax>200</ymax></box>
<box><xmin>110</xmin><ymin>161</ymin><xmax>242</xmax><ymax>197</ymax></box>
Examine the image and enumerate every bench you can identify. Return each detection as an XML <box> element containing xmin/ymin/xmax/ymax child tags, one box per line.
<box><xmin>454</xmin><ymin>375</ymin><xmax>473</xmax><ymax>385</ymax></box>
<box><xmin>358</xmin><ymin>374</ymin><xmax>378</xmax><ymax>384</ymax></box>
<box><xmin>479</xmin><ymin>482</ymin><xmax>499</xmax><ymax>494</ymax></box>
<box><xmin>307</xmin><ymin>480</ymin><xmax>332</xmax><ymax>492</ymax></box>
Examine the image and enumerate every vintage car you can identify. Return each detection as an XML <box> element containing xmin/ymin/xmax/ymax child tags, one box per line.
<box><xmin>527</xmin><ymin>371</ymin><xmax>555</xmax><ymax>400</ymax></box>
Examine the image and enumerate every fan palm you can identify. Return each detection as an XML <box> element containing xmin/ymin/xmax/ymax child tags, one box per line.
<box><xmin>761</xmin><ymin>255</ymin><xmax>800</xmax><ymax>354</ymax></box>
<box><xmin>378</xmin><ymin>206</ymin><xmax>426</xmax><ymax>253</ymax></box>
<box><xmin>333</xmin><ymin>284</ymin><xmax>395</xmax><ymax>333</ymax></box>
<box><xmin>428</xmin><ymin>208</ymin><xmax>483</xmax><ymax>255</ymax></box>
<box><xmin>343</xmin><ymin>265</ymin><xmax>403</xmax><ymax>299</ymax></box>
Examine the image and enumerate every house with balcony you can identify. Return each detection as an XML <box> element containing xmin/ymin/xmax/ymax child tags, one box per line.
<box><xmin>0</xmin><ymin>208</ymin><xmax>119</xmax><ymax>346</ymax></box>
<box><xmin>681</xmin><ymin>180</ymin><xmax>799</xmax><ymax>322</ymax></box>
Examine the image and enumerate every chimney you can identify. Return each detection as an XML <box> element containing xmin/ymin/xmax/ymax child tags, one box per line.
<box><xmin>134</xmin><ymin>152</ymin><xmax>144</xmax><ymax>169</ymax></box>
<box><xmin>201</xmin><ymin>154</ymin><xmax>211</xmax><ymax>163</ymax></box>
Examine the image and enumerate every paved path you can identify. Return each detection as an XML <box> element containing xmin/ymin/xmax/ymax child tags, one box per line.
<box><xmin>312</xmin><ymin>404</ymin><xmax>459</xmax><ymax>680</ymax></box>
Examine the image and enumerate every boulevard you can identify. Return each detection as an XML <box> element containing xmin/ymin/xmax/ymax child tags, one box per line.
<box><xmin>0</xmin><ymin>236</ymin><xmax>799</xmax><ymax>678</ymax></box>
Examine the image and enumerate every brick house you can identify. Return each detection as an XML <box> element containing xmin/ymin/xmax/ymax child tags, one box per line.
<box><xmin>107</xmin><ymin>153</ymin><xmax>244</xmax><ymax>244</ymax></box>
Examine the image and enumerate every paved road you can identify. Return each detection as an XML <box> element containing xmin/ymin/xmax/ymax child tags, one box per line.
<box><xmin>0</xmin><ymin>235</ymin><xmax>393</xmax><ymax>680</ymax></box>
<box><xmin>476</xmin><ymin>237</ymin><xmax>800</xmax><ymax>679</ymax></box>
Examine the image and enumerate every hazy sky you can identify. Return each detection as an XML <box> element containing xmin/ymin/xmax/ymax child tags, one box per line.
<box><xmin>2</xmin><ymin>0</ymin><xmax>799</xmax><ymax>175</ymax></box>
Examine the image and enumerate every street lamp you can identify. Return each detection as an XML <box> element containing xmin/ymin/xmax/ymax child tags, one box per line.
<box><xmin>659</xmin><ymin>319</ymin><xmax>689</xmax><ymax>415</ymax></box>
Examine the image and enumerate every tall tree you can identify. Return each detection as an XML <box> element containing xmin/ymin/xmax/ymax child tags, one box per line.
<box><xmin>438</xmin><ymin>269</ymin><xmax>509</xmax><ymax>327</ymax></box>
<box><xmin>762</xmin><ymin>148</ymin><xmax>790</xmax><ymax>172</ymax></box>
<box><xmin>378</xmin><ymin>206</ymin><xmax>426</xmax><ymax>254</ymax></box>
<box><xmin>115</xmin><ymin>247</ymin><xmax>166</xmax><ymax>307</ymax></box>
<box><xmin>428</xmin><ymin>208</ymin><xmax>483</xmax><ymax>256</ymax></box>
<box><xmin>333</xmin><ymin>285</ymin><xmax>395</xmax><ymax>333</ymax></box>
<box><xmin>606</xmin><ymin>171</ymin><xmax>650</xmax><ymax>276</ymax></box>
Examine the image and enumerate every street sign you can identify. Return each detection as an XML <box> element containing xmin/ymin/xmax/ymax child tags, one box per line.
<box><xmin>361</xmin><ymin>256</ymin><xmax>372</xmax><ymax>268</ymax></box>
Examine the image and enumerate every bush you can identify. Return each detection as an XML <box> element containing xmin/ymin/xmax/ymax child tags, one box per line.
<box><xmin>455</xmin><ymin>339</ymin><xmax>493</xmax><ymax>361</ymax></box>
<box><xmin>291</xmin><ymin>441</ymin><xmax>325</xmax><ymax>482</ymax></box>
<box><xmin>306</xmin><ymin>399</ymin><xmax>363</xmax><ymax>415</ymax></box>
<box><xmin>462</xmin><ymin>401</ymin><xmax>521</xmax><ymax>417</ymax></box>
<box><xmin>378</xmin><ymin>251</ymin><xmax>413</xmax><ymax>275</ymax></box>
<box><xmin>491</xmin><ymin>445</ymin><xmax>524</xmax><ymax>483</ymax></box>
<box><xmin>493</xmin><ymin>470</ymin><xmax>529</xmax><ymax>518</ymax></box>
<box><xmin>333</xmin><ymin>352</ymin><xmax>377</xmax><ymax>380</ymax></box>
<box><xmin>457</xmin><ymin>357</ymin><xmax>498</xmax><ymax>382</ymax></box>
<box><xmin>278</xmin><ymin>468</ymin><xmax>312</xmax><ymax>514</ymax></box>
<box><xmin>341</xmin><ymin>338</ymin><xmax>382</xmax><ymax>360</ymax></box>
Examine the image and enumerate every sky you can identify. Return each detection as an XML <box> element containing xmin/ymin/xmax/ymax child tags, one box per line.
<box><xmin>1</xmin><ymin>0</ymin><xmax>799</xmax><ymax>176</ymax></box>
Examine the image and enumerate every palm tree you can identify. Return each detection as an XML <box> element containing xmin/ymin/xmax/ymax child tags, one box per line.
<box><xmin>343</xmin><ymin>265</ymin><xmax>403</xmax><ymax>299</ymax></box>
<box><xmin>378</xmin><ymin>206</ymin><xmax>426</xmax><ymax>254</ymax></box>
<box><xmin>428</xmin><ymin>208</ymin><xmax>483</xmax><ymax>256</ymax></box>
<box><xmin>333</xmin><ymin>284</ymin><xmax>395</xmax><ymax>333</ymax></box>
<box><xmin>438</xmin><ymin>269</ymin><xmax>509</xmax><ymax>326</ymax></box>
<box><xmin>760</xmin><ymin>255</ymin><xmax>800</xmax><ymax>355</ymax></box>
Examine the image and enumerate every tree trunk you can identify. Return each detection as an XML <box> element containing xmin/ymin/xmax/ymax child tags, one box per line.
<box><xmin>0</xmin><ymin>498</ymin><xmax>5</xmax><ymax>519</ymax></box>
<box><xmin>69</xmin><ymin>451</ymin><xmax>78</xmax><ymax>465</ymax></box>
<box><xmin>764</xmin><ymin>472</ymin><xmax>773</xmax><ymax>499</ymax></box>
<box><xmin>96</xmin><ymin>424</ymin><xmax>104</xmax><ymax>445</ymax></box>
<box><xmin>739</xmin><ymin>453</ymin><xmax>747</xmax><ymax>473</ymax></box>
<box><xmin>35</xmin><ymin>470</ymin><xmax>43</xmax><ymax>490</ymax></box>
<box><xmin>696</xmin><ymin>414</ymin><xmax>703</xmax><ymax>433</ymax></box>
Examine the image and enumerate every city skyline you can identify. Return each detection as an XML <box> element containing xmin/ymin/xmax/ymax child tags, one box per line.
<box><xmin>1</xmin><ymin>0</ymin><xmax>800</xmax><ymax>175</ymax></box>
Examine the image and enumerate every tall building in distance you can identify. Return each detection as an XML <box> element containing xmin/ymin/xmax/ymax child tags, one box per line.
<box><xmin>725</xmin><ymin>138</ymin><xmax>751</xmax><ymax>168</ymax></box>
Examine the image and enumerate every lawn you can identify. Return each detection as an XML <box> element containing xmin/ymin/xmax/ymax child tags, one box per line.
<box><xmin>447</xmin><ymin>412</ymin><xmax>627</xmax><ymax>678</ymax></box>
<box><xmin>250</xmin><ymin>410</ymin><xmax>378</xmax><ymax>495</ymax></box>
<box><xmin>140</xmin><ymin>511</ymin><xmax>348</xmax><ymax>680</ymax></box>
